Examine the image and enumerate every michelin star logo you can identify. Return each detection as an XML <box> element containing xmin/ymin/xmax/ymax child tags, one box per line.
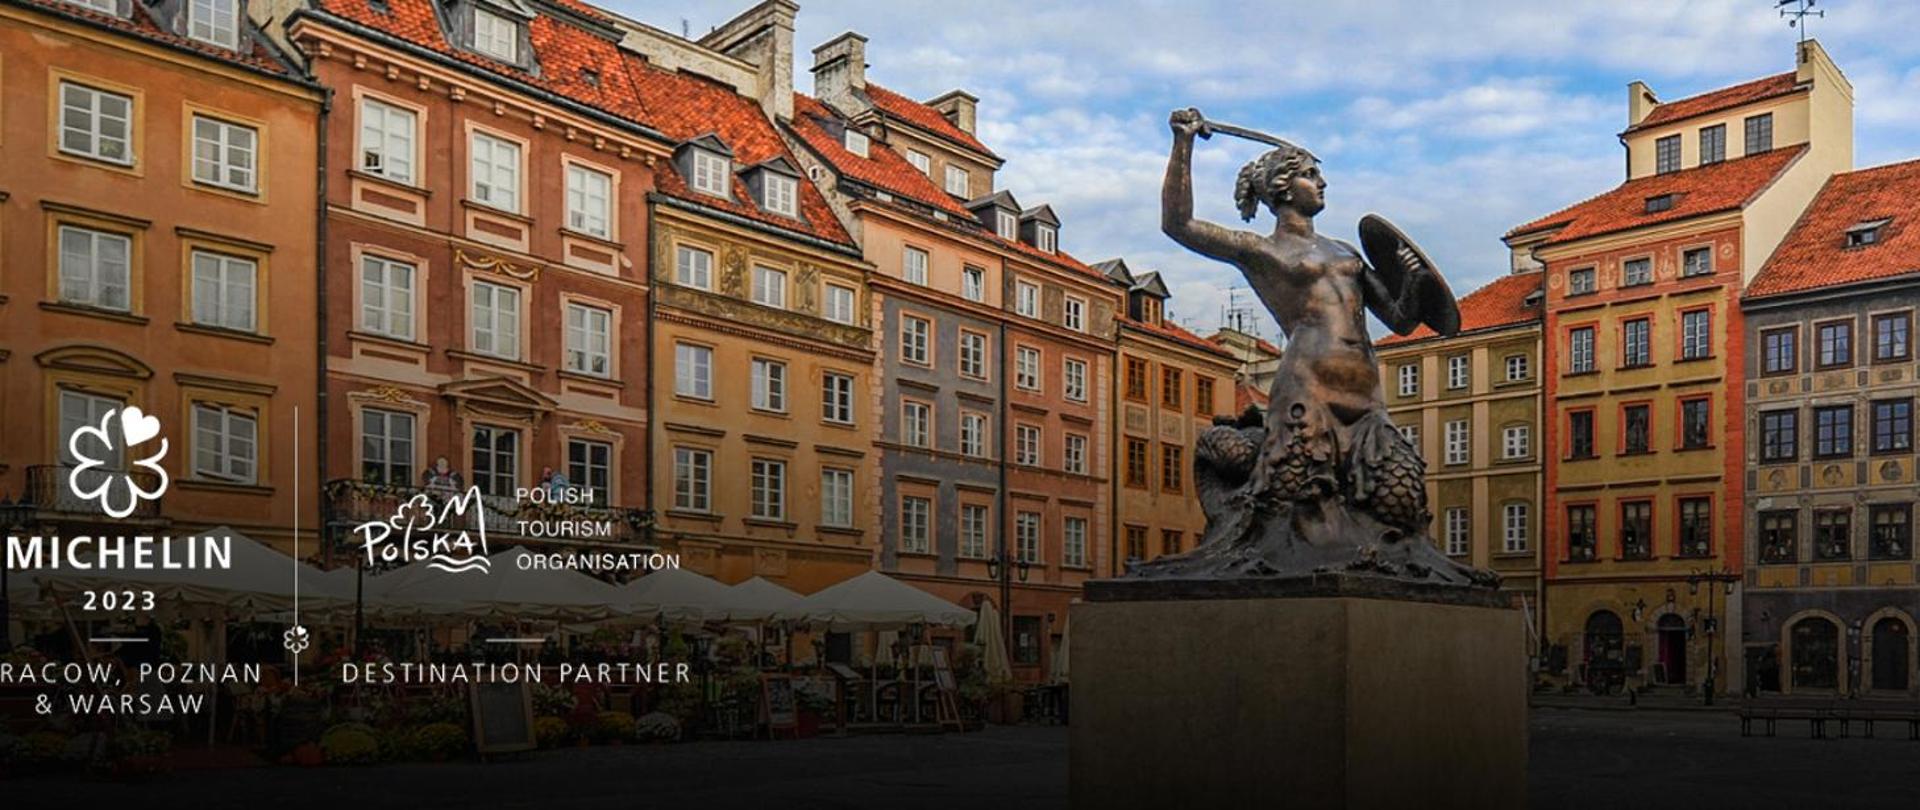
<box><xmin>68</xmin><ymin>406</ymin><xmax>170</xmax><ymax>519</ymax></box>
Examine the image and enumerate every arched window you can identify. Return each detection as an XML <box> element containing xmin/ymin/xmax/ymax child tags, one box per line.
<box><xmin>1583</xmin><ymin>611</ymin><xmax>1624</xmax><ymax>673</ymax></box>
<box><xmin>1871</xmin><ymin>617</ymin><xmax>1912</xmax><ymax>693</ymax></box>
<box><xmin>1790</xmin><ymin>618</ymin><xmax>1840</xmax><ymax>691</ymax></box>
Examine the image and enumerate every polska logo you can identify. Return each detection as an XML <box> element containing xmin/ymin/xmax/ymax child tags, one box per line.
<box><xmin>68</xmin><ymin>406</ymin><xmax>170</xmax><ymax>519</ymax></box>
<box><xmin>353</xmin><ymin>486</ymin><xmax>492</xmax><ymax>574</ymax></box>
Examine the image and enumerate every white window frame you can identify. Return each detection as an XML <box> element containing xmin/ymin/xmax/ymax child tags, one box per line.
<box><xmin>960</xmin><ymin>504</ymin><xmax>989</xmax><ymax>558</ymax></box>
<box><xmin>959</xmin><ymin>331</ymin><xmax>988</xmax><ymax>380</ymax></box>
<box><xmin>906</xmin><ymin>149</ymin><xmax>932</xmax><ymax>175</ymax></box>
<box><xmin>823</xmin><ymin>283</ymin><xmax>857</xmax><ymax>325</ymax></box>
<box><xmin>1015</xmin><ymin>346</ymin><xmax>1042</xmax><ymax>391</ymax></box>
<box><xmin>1682</xmin><ymin>310</ymin><xmax>1712</xmax><ymax>359</ymax></box>
<box><xmin>1503</xmin><ymin>424</ymin><xmax>1530</xmax><ymax>460</ymax></box>
<box><xmin>1398</xmin><ymin>424</ymin><xmax>1421</xmax><ymax>456</ymax></box>
<box><xmin>675</xmin><ymin>245</ymin><xmax>713</xmax><ymax>290</ymax></box>
<box><xmin>1444</xmin><ymin>419</ymin><xmax>1470</xmax><ymax>465</ymax></box>
<box><xmin>564</xmin><ymin>302</ymin><xmax>613</xmax><ymax>377</ymax></box>
<box><xmin>191</xmin><ymin>115</ymin><xmax>258</xmax><ymax>192</ymax></box>
<box><xmin>1064</xmin><ymin>433</ymin><xmax>1088</xmax><ymax>475</ymax></box>
<box><xmin>750</xmin><ymin>458</ymin><xmax>787</xmax><ymax>520</ymax></box>
<box><xmin>1445</xmin><ymin>507</ymin><xmax>1470</xmax><ymax>556</ymax></box>
<box><xmin>472</xmin><ymin>6</ymin><xmax>520</xmax><ymax>62</ymax></box>
<box><xmin>691</xmin><ymin>149</ymin><xmax>731</xmax><ymax>197</ymax></box>
<box><xmin>821</xmin><ymin>468</ymin><xmax>854</xmax><ymax>528</ymax></box>
<box><xmin>822</xmin><ymin>372</ymin><xmax>855</xmax><ymax>425</ymax></box>
<box><xmin>901</xmin><ymin>316</ymin><xmax>930</xmax><ymax>365</ymax></box>
<box><xmin>1064</xmin><ymin>358</ymin><xmax>1088</xmax><ymax>402</ymax></box>
<box><xmin>752</xmin><ymin>265</ymin><xmax>788</xmax><ymax>309</ymax></box>
<box><xmin>961</xmin><ymin>266</ymin><xmax>987</xmax><ymax>302</ymax></box>
<box><xmin>763</xmin><ymin>173</ymin><xmax>797</xmax><ymax>217</ymax></box>
<box><xmin>843</xmin><ymin>128</ymin><xmax>870</xmax><ymax>157</ymax></box>
<box><xmin>191</xmin><ymin>402</ymin><xmax>257</xmax><ymax>483</ymax></box>
<box><xmin>1016</xmin><ymin>281</ymin><xmax>1040</xmax><ymax>318</ymax></box>
<box><xmin>672</xmin><ymin>446</ymin><xmax>712</xmax><ymax>512</ymax></box>
<box><xmin>469</xmin><ymin>280</ymin><xmax>522</xmax><ymax>360</ymax></box>
<box><xmin>66</xmin><ymin>0</ymin><xmax>119</xmax><ymax>14</ymax></box>
<box><xmin>1016</xmin><ymin>511</ymin><xmax>1042</xmax><ymax>563</ymax></box>
<box><xmin>1036</xmin><ymin>224</ymin><xmax>1057</xmax><ymax>253</ymax></box>
<box><xmin>59</xmin><ymin>82</ymin><xmax>134</xmax><ymax>165</ymax></box>
<box><xmin>899</xmin><ymin>496</ymin><xmax>931</xmax><ymax>553</ymax></box>
<box><xmin>565</xmin><ymin>164</ymin><xmax>613</xmax><ymax>238</ymax></box>
<box><xmin>358</xmin><ymin>98</ymin><xmax>416</xmax><ymax>183</ymax></box>
<box><xmin>751</xmin><ymin>358</ymin><xmax>788</xmax><ymax>412</ymax></box>
<box><xmin>944</xmin><ymin>164</ymin><xmax>969</xmax><ymax>196</ymax></box>
<box><xmin>903</xmin><ymin>246</ymin><xmax>930</xmax><ymax>286</ymax></box>
<box><xmin>1063</xmin><ymin>516</ymin><xmax>1088</xmax><ymax>568</ymax></box>
<box><xmin>469</xmin><ymin>131</ymin><xmax>521</xmax><ymax>212</ymax></box>
<box><xmin>1503</xmin><ymin>503</ymin><xmax>1530</xmax><ymax>553</ymax></box>
<box><xmin>187</xmin><ymin>0</ymin><xmax>240</xmax><ymax>50</ymax></box>
<box><xmin>1397</xmin><ymin>364</ymin><xmax>1419</xmax><ymax>397</ymax></box>
<box><xmin>902</xmin><ymin>401</ymin><xmax>931</xmax><ymax>448</ymax></box>
<box><xmin>1570</xmin><ymin>328</ymin><xmax>1596</xmax><ymax>373</ymax></box>
<box><xmin>190</xmin><ymin>249</ymin><xmax>257</xmax><ymax>332</ymax></box>
<box><xmin>1016</xmin><ymin>424</ymin><xmax>1042</xmax><ymax>467</ymax></box>
<box><xmin>960</xmin><ymin>412</ymin><xmax>987</xmax><ymax>458</ymax></box>
<box><xmin>996</xmin><ymin>210</ymin><xmax>1018</xmax><ymax>241</ymax></box>
<box><xmin>1447</xmin><ymin>355</ymin><xmax>1470</xmax><ymax>390</ymax></box>
<box><xmin>359</xmin><ymin>255</ymin><xmax>416</xmax><ymax>340</ymax></box>
<box><xmin>1063</xmin><ymin>296</ymin><xmax>1086</xmax><ymax>332</ymax></box>
<box><xmin>57</xmin><ymin>225</ymin><xmax>132</xmax><ymax>312</ymax></box>
<box><xmin>1505</xmin><ymin>354</ymin><xmax>1529</xmax><ymax>382</ymax></box>
<box><xmin>675</xmin><ymin>343</ymin><xmax>713</xmax><ymax>400</ymax></box>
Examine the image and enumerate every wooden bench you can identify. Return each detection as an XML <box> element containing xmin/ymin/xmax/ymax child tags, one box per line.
<box><xmin>1740</xmin><ymin>699</ymin><xmax>1835</xmax><ymax>738</ymax></box>
<box><xmin>1742</xmin><ymin>698</ymin><xmax>1920</xmax><ymax>740</ymax></box>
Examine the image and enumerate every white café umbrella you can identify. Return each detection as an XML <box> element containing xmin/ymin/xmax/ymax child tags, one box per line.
<box><xmin>1050</xmin><ymin>611</ymin><xmax>1071</xmax><ymax>684</ymax></box>
<box><xmin>775</xmin><ymin>571</ymin><xmax>976</xmax><ymax>631</ymax></box>
<box><xmin>36</xmin><ymin>526</ymin><xmax>355</xmax><ymax>613</ymax></box>
<box><xmin>727</xmin><ymin>576</ymin><xmax>801</xmax><ymax>620</ymax></box>
<box><xmin>975</xmin><ymin>599</ymin><xmax>1012</xmax><ymax>682</ymax></box>
<box><xmin>616</xmin><ymin>567</ymin><xmax>734</xmax><ymax>623</ymax></box>
<box><xmin>366</xmin><ymin>546</ymin><xmax>626</xmax><ymax>620</ymax></box>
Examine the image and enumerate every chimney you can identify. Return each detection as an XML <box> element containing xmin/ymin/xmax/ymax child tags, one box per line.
<box><xmin>811</xmin><ymin>31</ymin><xmax>868</xmax><ymax>116</ymax></box>
<box><xmin>927</xmin><ymin>89</ymin><xmax>978</xmax><ymax>135</ymax></box>
<box><xmin>1626</xmin><ymin>80</ymin><xmax>1658</xmax><ymax>129</ymax></box>
<box><xmin>696</xmin><ymin>0</ymin><xmax>798</xmax><ymax>120</ymax></box>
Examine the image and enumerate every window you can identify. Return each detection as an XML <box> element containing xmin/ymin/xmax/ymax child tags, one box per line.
<box><xmin>1016</xmin><ymin>512</ymin><xmax>1041</xmax><ymax>563</ymax></box>
<box><xmin>1682</xmin><ymin>246</ymin><xmax>1713</xmax><ymax>278</ymax></box>
<box><xmin>1161</xmin><ymin>530</ymin><xmax>1182</xmax><ymax>556</ymax></box>
<box><xmin>751</xmin><ymin>358</ymin><xmax>787</xmax><ymax>412</ymax></box>
<box><xmin>842</xmin><ymin>128</ymin><xmax>869</xmax><ymax>157</ymax></box>
<box><xmin>823</xmin><ymin>283</ymin><xmax>856</xmax><ymax>325</ymax></box>
<box><xmin>564</xmin><ymin>303</ymin><xmax>612</xmax><ymax>377</ymax></box>
<box><xmin>1505</xmin><ymin>354</ymin><xmax>1529</xmax><ymax>382</ymax></box>
<box><xmin>1502</xmin><ymin>424</ymin><xmax>1530</xmax><ymax>459</ymax></box>
<box><xmin>469</xmin><ymin>281</ymin><xmax>521</xmax><ymax>360</ymax></box>
<box><xmin>1818</xmin><ymin>321</ymin><xmax>1853</xmax><ymax>368</ymax></box>
<box><xmin>1644</xmin><ymin>194</ymin><xmax>1674</xmax><ymax>214</ymax></box>
<box><xmin>1763</xmin><ymin>329</ymin><xmax>1797</xmax><ymax>375</ymax></box>
<box><xmin>762</xmin><ymin>173</ymin><xmax>797</xmax><ymax>217</ymax></box>
<box><xmin>900</xmin><ymin>316</ymin><xmax>930</xmax><ymax>365</ymax></box>
<box><xmin>1064</xmin><ymin>358</ymin><xmax>1088</xmax><ymax>402</ymax></box>
<box><xmin>672</xmin><ymin>447</ymin><xmax>711</xmax><ymax>511</ymax></box>
<box><xmin>470</xmin><ymin>424</ymin><xmax>518</xmax><ymax>496</ymax></box>
<box><xmin>898</xmin><ymin>496</ymin><xmax>930</xmax><ymax>553</ymax></box>
<box><xmin>1503</xmin><ymin>503</ymin><xmax>1529</xmax><ymax>553</ymax></box>
<box><xmin>996</xmin><ymin>210</ymin><xmax>1018</xmax><ymax>241</ymax></box>
<box><xmin>1761</xmin><ymin>410</ymin><xmax>1799</xmax><ymax>461</ymax></box>
<box><xmin>1849</xmin><ymin>222</ymin><xmax>1886</xmax><ymax>247</ymax></box>
<box><xmin>1568</xmin><ymin>411</ymin><xmax>1595</xmax><ymax>459</ymax></box>
<box><xmin>902</xmin><ymin>246</ymin><xmax>929</xmax><ymax>286</ymax></box>
<box><xmin>59</xmin><ymin>82</ymin><xmax>133</xmax><ymax>164</ymax></box>
<box><xmin>1622</xmin><ymin>404</ymin><xmax>1650</xmax><ymax>454</ymax></box>
<box><xmin>944</xmin><ymin>164</ymin><xmax>969</xmax><ymax>196</ymax></box>
<box><xmin>960</xmin><ymin>412</ymin><xmax>987</xmax><ymax>458</ymax></box>
<box><xmin>1036</xmin><ymin>225</ymin><xmax>1057</xmax><ymax>254</ymax></box>
<box><xmin>1125</xmin><ymin>526</ymin><xmax>1147</xmax><ymax>562</ymax></box>
<box><xmin>55</xmin><ymin>225</ymin><xmax>132</xmax><ymax>312</ymax></box>
<box><xmin>1790</xmin><ymin>618</ymin><xmax>1840</xmax><ymax>691</ymax></box>
<box><xmin>66</xmin><ymin>0</ymin><xmax>118</xmax><ymax>14</ymax></box>
<box><xmin>1125</xmin><ymin>437</ymin><xmax>1149</xmax><ymax>487</ymax></box>
<box><xmin>1620</xmin><ymin>501</ymin><xmax>1652</xmax><ymax>559</ymax></box>
<box><xmin>1125</xmin><ymin>357</ymin><xmax>1149</xmax><ymax>401</ymax></box>
<box><xmin>1871</xmin><ymin>504</ymin><xmax>1913</xmax><ymax>561</ymax></box>
<box><xmin>1760</xmin><ymin>510</ymin><xmax>1798</xmax><ymax>564</ymax></box>
<box><xmin>1568</xmin><ymin>267</ymin><xmax>1596</xmax><ymax>296</ymax></box>
<box><xmin>1874</xmin><ymin>313</ymin><xmax>1911</xmax><ymax>362</ymax></box>
<box><xmin>1063</xmin><ymin>296</ymin><xmax>1085</xmax><ymax>331</ymax></box>
<box><xmin>676</xmin><ymin>245</ymin><xmax>713</xmax><ymax>290</ymax></box>
<box><xmin>1813</xmin><ymin>405</ymin><xmax>1853</xmax><ymax>458</ymax></box>
<box><xmin>691</xmin><ymin>149</ymin><xmax>731</xmax><ymax>197</ymax></box>
<box><xmin>1161</xmin><ymin>444</ymin><xmax>1184</xmax><ymax>493</ymax></box>
<box><xmin>751</xmin><ymin>265</ymin><xmax>787</xmax><ymax>309</ymax></box>
<box><xmin>1064</xmin><ymin>433</ymin><xmax>1088</xmax><ymax>475</ymax></box>
<box><xmin>191</xmin><ymin>115</ymin><xmax>257</xmax><ymax>192</ymax></box>
<box><xmin>358</xmin><ymin>98</ymin><xmax>415</xmax><ymax>182</ymax></box>
<box><xmin>821</xmin><ymin>372</ymin><xmax>855</xmax><ymax>425</ymax></box>
<box><xmin>1016</xmin><ymin>346</ymin><xmax>1041</xmax><ymax>391</ymax></box>
<box><xmin>472</xmin><ymin>6</ymin><xmax>520</xmax><ymax>62</ymax></box>
<box><xmin>1063</xmin><ymin>517</ymin><xmax>1088</xmax><ymax>567</ymax></box>
<box><xmin>359</xmin><ymin>255</ymin><xmax>415</xmax><ymax>339</ymax></box>
<box><xmin>1162</xmin><ymin>368</ymin><xmax>1184</xmax><ymax>410</ymax></box>
<box><xmin>1444</xmin><ymin>508</ymin><xmax>1469</xmax><ymax>556</ymax></box>
<box><xmin>1444</xmin><ymin>419</ymin><xmax>1469</xmax><ymax>465</ymax></box>
<box><xmin>1699</xmin><ymin>124</ymin><xmax>1726</xmax><ymax>165</ymax></box>
<box><xmin>820</xmin><ymin>468</ymin><xmax>853</xmax><ymax>528</ymax></box>
<box><xmin>468</xmin><ymin>132</ymin><xmax>520</xmax><ymax>211</ymax></box>
<box><xmin>960</xmin><ymin>505</ymin><xmax>989</xmax><ymax>558</ymax></box>
<box><xmin>959</xmin><ymin>331</ymin><xmax>987</xmax><ymax>380</ymax></box>
<box><xmin>565</xmin><ymin>164</ymin><xmax>612</xmax><ymax>237</ymax></box>
<box><xmin>1681</xmin><ymin>310</ymin><xmax>1711</xmax><ymax>359</ymax></box>
<box><xmin>1814</xmin><ymin>509</ymin><xmax>1851</xmax><ymax>561</ymax></box>
<box><xmin>674</xmin><ymin>343</ymin><xmax>712</xmax><ymax>399</ymax></box>
<box><xmin>1678</xmin><ymin>497</ymin><xmax>1712</xmax><ymax>557</ymax></box>
<box><xmin>1447</xmin><ymin>355</ymin><xmax>1469</xmax><ymax>389</ymax></box>
<box><xmin>568</xmin><ymin>438</ymin><xmax>611</xmax><ymax>504</ymax></box>
<box><xmin>961</xmin><ymin>265</ymin><xmax>986</xmax><ymax>302</ymax></box>
<box><xmin>902</xmin><ymin>401</ymin><xmax>931</xmax><ymax>448</ymax></box>
<box><xmin>1622</xmin><ymin>257</ymin><xmax>1652</xmax><ymax>286</ymax></box>
<box><xmin>1013</xmin><ymin>615</ymin><xmax>1042</xmax><ymax>665</ymax></box>
<box><xmin>1398</xmin><ymin>364</ymin><xmax>1420</xmax><ymax>397</ymax></box>
<box><xmin>1873</xmin><ymin>399</ymin><xmax>1914</xmax><ymax>453</ymax></box>
<box><xmin>1655</xmin><ymin>135</ymin><xmax>1680</xmax><ymax>174</ymax></box>
<box><xmin>1567</xmin><ymin>504</ymin><xmax>1598</xmax><ymax>561</ymax></box>
<box><xmin>750</xmin><ymin>458</ymin><xmax>786</xmax><ymax>520</ymax></box>
<box><xmin>1622</xmin><ymin>319</ymin><xmax>1651</xmax><ymax>367</ymax></box>
<box><xmin>192</xmin><ymin>403</ymin><xmax>256</xmax><ymax>483</ymax></box>
<box><xmin>360</xmin><ymin>408</ymin><xmax>415</xmax><ymax>485</ymax></box>
<box><xmin>1196</xmin><ymin>377</ymin><xmax>1216</xmax><ymax>414</ymax></box>
<box><xmin>1745</xmin><ymin>113</ymin><xmax>1773</xmax><ymax>155</ymax></box>
<box><xmin>1398</xmin><ymin>424</ymin><xmax>1420</xmax><ymax>455</ymax></box>
<box><xmin>1015</xmin><ymin>281</ymin><xmax>1040</xmax><ymax>318</ymax></box>
<box><xmin>190</xmin><ymin>250</ymin><xmax>256</xmax><ymax>332</ymax></box>
<box><xmin>1569</xmin><ymin>327</ymin><xmax>1595</xmax><ymax>373</ymax></box>
<box><xmin>906</xmin><ymin>149</ymin><xmax>931</xmax><ymax>175</ymax></box>
<box><xmin>1016</xmin><ymin>424</ymin><xmax>1041</xmax><ymax>466</ymax></box>
<box><xmin>1681</xmin><ymin>398</ymin><xmax>1710</xmax><ymax>450</ymax></box>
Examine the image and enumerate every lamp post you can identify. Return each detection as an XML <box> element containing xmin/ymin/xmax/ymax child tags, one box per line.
<box><xmin>1687</xmin><ymin>567</ymin><xmax>1739</xmax><ymax>706</ymax></box>
<box><xmin>0</xmin><ymin>495</ymin><xmax>35</xmax><ymax>650</ymax></box>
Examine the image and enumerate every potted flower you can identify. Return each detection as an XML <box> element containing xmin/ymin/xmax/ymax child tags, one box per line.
<box><xmin>109</xmin><ymin>728</ymin><xmax>173</xmax><ymax>779</ymax></box>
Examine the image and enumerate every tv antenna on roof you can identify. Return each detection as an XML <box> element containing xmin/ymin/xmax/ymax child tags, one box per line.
<box><xmin>1777</xmin><ymin>0</ymin><xmax>1823</xmax><ymax>43</ymax></box>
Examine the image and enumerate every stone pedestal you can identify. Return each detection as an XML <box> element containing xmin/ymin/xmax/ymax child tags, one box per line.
<box><xmin>1071</xmin><ymin>575</ymin><xmax>1526</xmax><ymax>810</ymax></box>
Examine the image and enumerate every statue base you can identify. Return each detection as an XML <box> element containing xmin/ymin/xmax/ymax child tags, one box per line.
<box><xmin>1070</xmin><ymin>574</ymin><xmax>1526</xmax><ymax>810</ymax></box>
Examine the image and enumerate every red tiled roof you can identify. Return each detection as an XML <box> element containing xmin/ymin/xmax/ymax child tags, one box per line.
<box><xmin>865</xmin><ymin>83</ymin><xmax>997</xmax><ymax>160</ymax></box>
<box><xmin>1506</xmin><ymin>146</ymin><xmax>1805</xmax><ymax>245</ymax></box>
<box><xmin>1377</xmin><ymin>271</ymin><xmax>1542</xmax><ymax>346</ymax></box>
<box><xmin>1235</xmin><ymin>381</ymin><xmax>1269</xmax><ymax>413</ymax></box>
<box><xmin>1747</xmin><ymin>158</ymin><xmax>1920</xmax><ymax>299</ymax></box>
<box><xmin>1122</xmin><ymin>317</ymin><xmax>1236</xmax><ymax>360</ymax></box>
<box><xmin>1208</xmin><ymin>332</ymin><xmax>1282</xmax><ymax>358</ymax></box>
<box><xmin>19</xmin><ymin>0</ymin><xmax>297</xmax><ymax>77</ymax></box>
<box><xmin>1628</xmin><ymin>72</ymin><xmax>1803</xmax><ymax>133</ymax></box>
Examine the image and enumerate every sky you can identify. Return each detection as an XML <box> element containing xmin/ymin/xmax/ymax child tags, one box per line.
<box><xmin>606</xmin><ymin>0</ymin><xmax>1920</xmax><ymax>340</ymax></box>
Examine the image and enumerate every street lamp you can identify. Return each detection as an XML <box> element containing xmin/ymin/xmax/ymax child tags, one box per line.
<box><xmin>1687</xmin><ymin>567</ymin><xmax>1739</xmax><ymax>706</ymax></box>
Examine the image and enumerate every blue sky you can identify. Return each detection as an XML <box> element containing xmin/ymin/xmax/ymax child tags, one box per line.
<box><xmin>608</xmin><ymin>0</ymin><xmax>1920</xmax><ymax>339</ymax></box>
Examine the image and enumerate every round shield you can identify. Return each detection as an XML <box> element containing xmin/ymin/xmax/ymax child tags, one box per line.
<box><xmin>1358</xmin><ymin>213</ymin><xmax>1460</xmax><ymax>336</ymax></box>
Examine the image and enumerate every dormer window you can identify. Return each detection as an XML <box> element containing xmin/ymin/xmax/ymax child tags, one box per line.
<box><xmin>996</xmin><ymin>210</ymin><xmax>1017</xmax><ymax>241</ymax></box>
<box><xmin>691</xmin><ymin>150</ymin><xmax>730</xmax><ymax>197</ymax></box>
<box><xmin>763</xmin><ymin>173</ymin><xmax>797</xmax><ymax>217</ymax></box>
<box><xmin>1036</xmin><ymin>224</ymin><xmax>1057</xmax><ymax>254</ymax></box>
<box><xmin>1645</xmin><ymin>194</ymin><xmax>1675</xmax><ymax>214</ymax></box>
<box><xmin>1847</xmin><ymin>218</ymin><xmax>1892</xmax><ymax>248</ymax></box>
<box><xmin>844</xmin><ymin>129</ymin><xmax>870</xmax><ymax>158</ymax></box>
<box><xmin>188</xmin><ymin>0</ymin><xmax>240</xmax><ymax>50</ymax></box>
<box><xmin>68</xmin><ymin>0</ymin><xmax>121</xmax><ymax>16</ymax></box>
<box><xmin>473</xmin><ymin>6</ymin><xmax>521</xmax><ymax>63</ymax></box>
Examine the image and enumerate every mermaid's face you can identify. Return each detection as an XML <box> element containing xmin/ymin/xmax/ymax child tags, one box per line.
<box><xmin>1271</xmin><ymin>162</ymin><xmax>1326</xmax><ymax>217</ymax></box>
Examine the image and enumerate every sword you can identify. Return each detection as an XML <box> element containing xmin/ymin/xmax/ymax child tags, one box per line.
<box><xmin>1196</xmin><ymin>117</ymin><xmax>1318</xmax><ymax>162</ymax></box>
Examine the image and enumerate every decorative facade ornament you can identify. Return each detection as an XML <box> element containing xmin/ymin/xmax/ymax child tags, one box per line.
<box><xmin>457</xmin><ymin>248</ymin><xmax>541</xmax><ymax>282</ymax></box>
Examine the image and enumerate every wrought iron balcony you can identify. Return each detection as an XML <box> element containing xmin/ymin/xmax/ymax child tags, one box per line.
<box><xmin>21</xmin><ymin>465</ymin><xmax>166</xmax><ymax>522</ymax></box>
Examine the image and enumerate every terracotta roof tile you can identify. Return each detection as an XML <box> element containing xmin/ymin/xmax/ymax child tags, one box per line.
<box><xmin>1628</xmin><ymin>72</ymin><xmax>1803</xmax><ymax>133</ymax></box>
<box><xmin>17</xmin><ymin>0</ymin><xmax>298</xmax><ymax>77</ymax></box>
<box><xmin>1235</xmin><ymin>381</ymin><xmax>1269</xmax><ymax>413</ymax></box>
<box><xmin>1122</xmin><ymin>317</ymin><xmax>1236</xmax><ymax>360</ymax></box>
<box><xmin>865</xmin><ymin>83</ymin><xmax>997</xmax><ymax>160</ymax></box>
<box><xmin>1377</xmin><ymin>271</ymin><xmax>1542</xmax><ymax>346</ymax></box>
<box><xmin>1747</xmin><ymin>158</ymin><xmax>1920</xmax><ymax>299</ymax></box>
<box><xmin>1506</xmin><ymin>146</ymin><xmax>1805</xmax><ymax>244</ymax></box>
<box><xmin>1208</xmin><ymin>332</ymin><xmax>1281</xmax><ymax>357</ymax></box>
